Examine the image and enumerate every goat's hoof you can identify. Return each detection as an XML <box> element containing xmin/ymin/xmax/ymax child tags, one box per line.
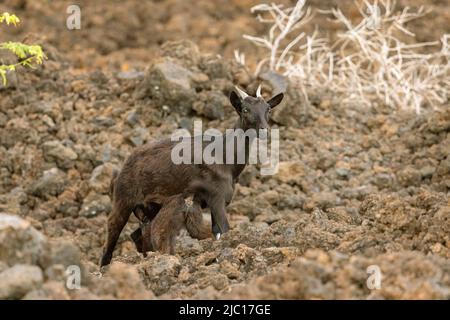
<box><xmin>99</xmin><ymin>253</ymin><xmax>112</xmax><ymax>268</ymax></box>
<box><xmin>214</xmin><ymin>233</ymin><xmax>221</xmax><ymax>240</ymax></box>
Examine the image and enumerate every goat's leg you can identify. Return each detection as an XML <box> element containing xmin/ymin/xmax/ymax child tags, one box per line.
<box><xmin>100</xmin><ymin>203</ymin><xmax>132</xmax><ymax>267</ymax></box>
<box><xmin>130</xmin><ymin>227</ymin><xmax>144</xmax><ymax>253</ymax></box>
<box><xmin>184</xmin><ymin>200</ymin><xmax>210</xmax><ymax>240</ymax></box>
<box><xmin>150</xmin><ymin>215</ymin><xmax>172</xmax><ymax>254</ymax></box>
<box><xmin>130</xmin><ymin>201</ymin><xmax>162</xmax><ymax>254</ymax></box>
<box><xmin>150</xmin><ymin>200</ymin><xmax>174</xmax><ymax>254</ymax></box>
<box><xmin>130</xmin><ymin>205</ymin><xmax>146</xmax><ymax>254</ymax></box>
<box><xmin>208</xmin><ymin>196</ymin><xmax>230</xmax><ymax>239</ymax></box>
<box><xmin>141</xmin><ymin>221</ymin><xmax>154</xmax><ymax>253</ymax></box>
<box><xmin>140</xmin><ymin>201</ymin><xmax>162</xmax><ymax>253</ymax></box>
<box><xmin>151</xmin><ymin>196</ymin><xmax>185</xmax><ymax>254</ymax></box>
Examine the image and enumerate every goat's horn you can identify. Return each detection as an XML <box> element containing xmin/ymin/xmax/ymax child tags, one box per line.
<box><xmin>234</xmin><ymin>86</ymin><xmax>249</xmax><ymax>99</ymax></box>
<box><xmin>256</xmin><ymin>84</ymin><xmax>263</xmax><ymax>98</ymax></box>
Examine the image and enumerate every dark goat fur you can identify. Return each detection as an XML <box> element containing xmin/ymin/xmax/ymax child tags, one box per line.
<box><xmin>109</xmin><ymin>159</ymin><xmax>210</xmax><ymax>256</ymax></box>
<box><xmin>100</xmin><ymin>89</ymin><xmax>283</xmax><ymax>266</ymax></box>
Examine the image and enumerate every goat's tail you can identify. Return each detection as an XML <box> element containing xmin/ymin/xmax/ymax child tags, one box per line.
<box><xmin>109</xmin><ymin>169</ymin><xmax>119</xmax><ymax>199</ymax></box>
<box><xmin>184</xmin><ymin>205</ymin><xmax>211</xmax><ymax>240</ymax></box>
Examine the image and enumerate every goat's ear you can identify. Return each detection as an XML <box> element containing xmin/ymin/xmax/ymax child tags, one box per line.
<box><xmin>230</xmin><ymin>90</ymin><xmax>242</xmax><ymax>113</ymax></box>
<box><xmin>267</xmin><ymin>93</ymin><xmax>284</xmax><ymax>109</ymax></box>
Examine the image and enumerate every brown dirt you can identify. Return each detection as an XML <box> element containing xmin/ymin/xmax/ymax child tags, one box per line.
<box><xmin>0</xmin><ymin>0</ymin><xmax>449</xmax><ymax>299</ymax></box>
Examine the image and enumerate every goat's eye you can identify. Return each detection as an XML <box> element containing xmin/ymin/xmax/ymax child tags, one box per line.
<box><xmin>242</xmin><ymin>108</ymin><xmax>248</xmax><ymax>113</ymax></box>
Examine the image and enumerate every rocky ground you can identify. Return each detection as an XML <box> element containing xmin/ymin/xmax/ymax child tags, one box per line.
<box><xmin>0</xmin><ymin>0</ymin><xmax>449</xmax><ymax>299</ymax></box>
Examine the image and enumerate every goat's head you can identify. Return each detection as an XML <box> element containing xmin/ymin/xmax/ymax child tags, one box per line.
<box><xmin>230</xmin><ymin>85</ymin><xmax>284</xmax><ymax>134</ymax></box>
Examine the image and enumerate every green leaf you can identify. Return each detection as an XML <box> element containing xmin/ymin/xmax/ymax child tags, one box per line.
<box><xmin>0</xmin><ymin>42</ymin><xmax>46</xmax><ymax>64</ymax></box>
<box><xmin>0</xmin><ymin>68</ymin><xmax>7</xmax><ymax>86</ymax></box>
<box><xmin>0</xmin><ymin>12</ymin><xmax>20</xmax><ymax>26</ymax></box>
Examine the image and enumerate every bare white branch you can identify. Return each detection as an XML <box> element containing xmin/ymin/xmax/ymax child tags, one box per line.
<box><xmin>241</xmin><ymin>0</ymin><xmax>450</xmax><ymax>113</ymax></box>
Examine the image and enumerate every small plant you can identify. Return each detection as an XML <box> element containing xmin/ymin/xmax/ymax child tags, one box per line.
<box><xmin>0</xmin><ymin>12</ymin><xmax>46</xmax><ymax>86</ymax></box>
